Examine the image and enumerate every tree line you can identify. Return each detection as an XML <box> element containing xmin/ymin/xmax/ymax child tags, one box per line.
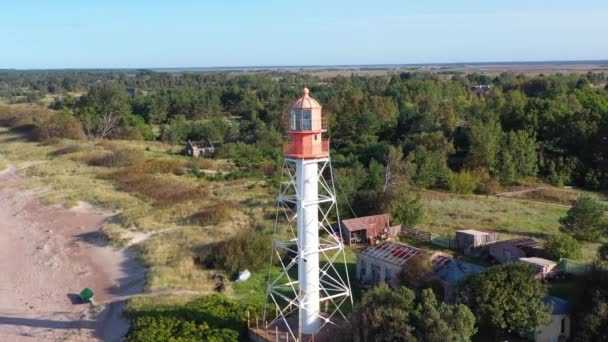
<box><xmin>1</xmin><ymin>70</ymin><xmax>607</xmax><ymax>218</ymax></box>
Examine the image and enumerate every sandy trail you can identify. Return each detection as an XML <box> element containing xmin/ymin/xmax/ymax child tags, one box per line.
<box><xmin>0</xmin><ymin>166</ymin><xmax>145</xmax><ymax>341</ymax></box>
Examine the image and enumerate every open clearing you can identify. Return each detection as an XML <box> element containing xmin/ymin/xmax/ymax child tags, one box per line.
<box><xmin>420</xmin><ymin>190</ymin><xmax>604</xmax><ymax>261</ymax></box>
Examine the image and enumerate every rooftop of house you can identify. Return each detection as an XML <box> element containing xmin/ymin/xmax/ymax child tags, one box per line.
<box><xmin>342</xmin><ymin>214</ymin><xmax>390</xmax><ymax>233</ymax></box>
<box><xmin>356</xmin><ymin>241</ymin><xmax>452</xmax><ymax>268</ymax></box>
<box><xmin>435</xmin><ymin>259</ymin><xmax>486</xmax><ymax>284</ymax></box>
<box><xmin>544</xmin><ymin>296</ymin><xmax>570</xmax><ymax>315</ymax></box>
<box><xmin>519</xmin><ymin>257</ymin><xmax>558</xmax><ymax>267</ymax></box>
<box><xmin>456</xmin><ymin>229</ymin><xmax>490</xmax><ymax>236</ymax></box>
<box><xmin>504</xmin><ymin>238</ymin><xmax>542</xmax><ymax>249</ymax></box>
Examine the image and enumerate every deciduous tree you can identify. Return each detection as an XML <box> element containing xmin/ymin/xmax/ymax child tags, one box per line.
<box><xmin>458</xmin><ymin>263</ymin><xmax>551</xmax><ymax>337</ymax></box>
<box><xmin>559</xmin><ymin>195</ymin><xmax>607</xmax><ymax>241</ymax></box>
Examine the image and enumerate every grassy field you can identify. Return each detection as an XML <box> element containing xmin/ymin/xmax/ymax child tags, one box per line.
<box><xmin>420</xmin><ymin>190</ymin><xmax>604</xmax><ymax>261</ymax></box>
<box><xmin>0</xmin><ymin>126</ymin><xmax>277</xmax><ymax>297</ymax></box>
<box><xmin>421</xmin><ymin>191</ymin><xmax>568</xmax><ymax>238</ymax></box>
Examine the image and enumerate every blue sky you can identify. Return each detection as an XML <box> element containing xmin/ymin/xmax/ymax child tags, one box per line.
<box><xmin>1</xmin><ymin>0</ymin><xmax>607</xmax><ymax>69</ymax></box>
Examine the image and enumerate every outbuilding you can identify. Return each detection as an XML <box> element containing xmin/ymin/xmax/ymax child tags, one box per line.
<box><xmin>519</xmin><ymin>257</ymin><xmax>558</xmax><ymax>279</ymax></box>
<box><xmin>355</xmin><ymin>241</ymin><xmax>450</xmax><ymax>289</ymax></box>
<box><xmin>455</xmin><ymin>229</ymin><xmax>499</xmax><ymax>255</ymax></box>
<box><xmin>340</xmin><ymin>214</ymin><xmax>401</xmax><ymax>245</ymax></box>
<box><xmin>533</xmin><ymin>296</ymin><xmax>570</xmax><ymax>342</ymax></box>
<box><xmin>488</xmin><ymin>238</ymin><xmax>546</xmax><ymax>264</ymax></box>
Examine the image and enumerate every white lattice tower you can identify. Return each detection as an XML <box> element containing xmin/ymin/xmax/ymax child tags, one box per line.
<box><xmin>263</xmin><ymin>88</ymin><xmax>352</xmax><ymax>341</ymax></box>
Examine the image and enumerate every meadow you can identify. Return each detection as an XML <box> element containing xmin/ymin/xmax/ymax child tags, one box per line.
<box><xmin>0</xmin><ymin>126</ymin><xmax>276</xmax><ymax>296</ymax></box>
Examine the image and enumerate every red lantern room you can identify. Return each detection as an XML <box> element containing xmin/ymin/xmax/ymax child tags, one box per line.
<box><xmin>283</xmin><ymin>87</ymin><xmax>329</xmax><ymax>159</ymax></box>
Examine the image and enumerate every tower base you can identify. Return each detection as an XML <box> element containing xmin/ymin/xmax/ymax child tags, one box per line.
<box><xmin>248</xmin><ymin>315</ymin><xmax>349</xmax><ymax>342</ymax></box>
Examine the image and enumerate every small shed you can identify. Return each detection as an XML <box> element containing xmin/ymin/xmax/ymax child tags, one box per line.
<box><xmin>184</xmin><ymin>140</ymin><xmax>215</xmax><ymax>158</ymax></box>
<box><xmin>519</xmin><ymin>257</ymin><xmax>558</xmax><ymax>279</ymax></box>
<box><xmin>533</xmin><ymin>296</ymin><xmax>570</xmax><ymax>342</ymax></box>
<box><xmin>455</xmin><ymin>229</ymin><xmax>499</xmax><ymax>255</ymax></box>
<box><xmin>489</xmin><ymin>238</ymin><xmax>545</xmax><ymax>264</ymax></box>
<box><xmin>340</xmin><ymin>214</ymin><xmax>401</xmax><ymax>245</ymax></box>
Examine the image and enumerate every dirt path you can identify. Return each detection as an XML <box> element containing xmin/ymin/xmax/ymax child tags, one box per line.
<box><xmin>0</xmin><ymin>166</ymin><xmax>145</xmax><ymax>341</ymax></box>
<box><xmin>495</xmin><ymin>186</ymin><xmax>544</xmax><ymax>197</ymax></box>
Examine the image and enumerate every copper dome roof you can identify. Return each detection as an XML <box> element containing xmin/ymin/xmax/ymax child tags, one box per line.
<box><xmin>291</xmin><ymin>87</ymin><xmax>321</xmax><ymax>109</ymax></box>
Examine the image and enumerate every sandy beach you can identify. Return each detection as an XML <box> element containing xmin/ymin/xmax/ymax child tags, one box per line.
<box><xmin>0</xmin><ymin>165</ymin><xmax>144</xmax><ymax>341</ymax></box>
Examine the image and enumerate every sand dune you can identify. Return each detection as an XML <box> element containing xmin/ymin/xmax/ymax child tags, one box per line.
<box><xmin>0</xmin><ymin>166</ymin><xmax>144</xmax><ymax>341</ymax></box>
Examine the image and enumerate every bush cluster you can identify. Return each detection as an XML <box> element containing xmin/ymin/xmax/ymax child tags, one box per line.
<box><xmin>447</xmin><ymin>170</ymin><xmax>479</xmax><ymax>194</ymax></box>
<box><xmin>125</xmin><ymin>294</ymin><xmax>259</xmax><ymax>342</ymax></box>
<box><xmin>0</xmin><ymin>104</ymin><xmax>85</xmax><ymax>143</ymax></box>
<box><xmin>87</xmin><ymin>148</ymin><xmax>143</xmax><ymax>168</ymax></box>
<box><xmin>187</xmin><ymin>202</ymin><xmax>236</xmax><ymax>227</ymax></box>
<box><xmin>544</xmin><ymin>233</ymin><xmax>583</xmax><ymax>260</ymax></box>
<box><xmin>202</xmin><ymin>228</ymin><xmax>272</xmax><ymax>276</ymax></box>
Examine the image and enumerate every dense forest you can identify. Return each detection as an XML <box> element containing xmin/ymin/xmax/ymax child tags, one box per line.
<box><xmin>1</xmin><ymin>70</ymin><xmax>607</xmax><ymax>218</ymax></box>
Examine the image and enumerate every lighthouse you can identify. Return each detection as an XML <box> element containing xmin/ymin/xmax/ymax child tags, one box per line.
<box><xmin>265</xmin><ymin>88</ymin><xmax>352</xmax><ymax>340</ymax></box>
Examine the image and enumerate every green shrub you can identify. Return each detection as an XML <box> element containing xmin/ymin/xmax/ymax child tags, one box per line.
<box><xmin>203</xmin><ymin>228</ymin><xmax>272</xmax><ymax>276</ymax></box>
<box><xmin>473</xmin><ymin>168</ymin><xmax>501</xmax><ymax>195</ymax></box>
<box><xmin>187</xmin><ymin>202</ymin><xmax>236</xmax><ymax>226</ymax></box>
<box><xmin>87</xmin><ymin>148</ymin><xmax>143</xmax><ymax>167</ymax></box>
<box><xmin>544</xmin><ymin>233</ymin><xmax>583</xmax><ymax>260</ymax></box>
<box><xmin>30</xmin><ymin>111</ymin><xmax>85</xmax><ymax>143</ymax></box>
<box><xmin>447</xmin><ymin>171</ymin><xmax>479</xmax><ymax>194</ymax></box>
<box><xmin>126</xmin><ymin>295</ymin><xmax>256</xmax><ymax>342</ymax></box>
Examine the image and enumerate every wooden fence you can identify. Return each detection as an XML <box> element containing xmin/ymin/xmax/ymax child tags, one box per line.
<box><xmin>401</xmin><ymin>227</ymin><xmax>432</xmax><ymax>242</ymax></box>
<box><xmin>401</xmin><ymin>227</ymin><xmax>457</xmax><ymax>250</ymax></box>
<box><xmin>430</xmin><ymin>234</ymin><xmax>458</xmax><ymax>249</ymax></box>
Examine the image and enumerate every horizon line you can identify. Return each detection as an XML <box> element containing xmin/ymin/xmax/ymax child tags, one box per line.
<box><xmin>2</xmin><ymin>59</ymin><xmax>608</xmax><ymax>72</ymax></box>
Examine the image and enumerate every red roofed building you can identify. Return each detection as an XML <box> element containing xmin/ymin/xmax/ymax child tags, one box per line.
<box><xmin>339</xmin><ymin>214</ymin><xmax>402</xmax><ymax>245</ymax></box>
<box><xmin>355</xmin><ymin>241</ymin><xmax>452</xmax><ymax>289</ymax></box>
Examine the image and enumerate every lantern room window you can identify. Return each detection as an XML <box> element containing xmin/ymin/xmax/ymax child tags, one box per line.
<box><xmin>290</xmin><ymin>110</ymin><xmax>312</xmax><ymax>130</ymax></box>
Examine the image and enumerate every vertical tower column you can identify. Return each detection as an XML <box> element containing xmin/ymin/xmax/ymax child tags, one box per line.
<box><xmin>296</xmin><ymin>159</ymin><xmax>321</xmax><ymax>334</ymax></box>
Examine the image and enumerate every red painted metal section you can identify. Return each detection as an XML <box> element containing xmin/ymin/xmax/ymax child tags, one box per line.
<box><xmin>285</xmin><ymin>88</ymin><xmax>329</xmax><ymax>160</ymax></box>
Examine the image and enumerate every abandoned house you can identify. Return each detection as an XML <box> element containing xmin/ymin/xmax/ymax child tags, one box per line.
<box><xmin>183</xmin><ymin>140</ymin><xmax>215</xmax><ymax>158</ymax></box>
<box><xmin>472</xmin><ymin>84</ymin><xmax>493</xmax><ymax>97</ymax></box>
<box><xmin>534</xmin><ymin>296</ymin><xmax>571</xmax><ymax>342</ymax></box>
<box><xmin>455</xmin><ymin>229</ymin><xmax>499</xmax><ymax>255</ymax></box>
<box><xmin>519</xmin><ymin>257</ymin><xmax>559</xmax><ymax>279</ymax></box>
<box><xmin>488</xmin><ymin>238</ymin><xmax>546</xmax><ymax>264</ymax></box>
<box><xmin>355</xmin><ymin>242</ymin><xmax>451</xmax><ymax>289</ymax></box>
<box><xmin>339</xmin><ymin>214</ymin><xmax>401</xmax><ymax>245</ymax></box>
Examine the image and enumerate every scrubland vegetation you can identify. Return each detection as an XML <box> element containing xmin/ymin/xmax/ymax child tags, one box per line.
<box><xmin>1</xmin><ymin>68</ymin><xmax>607</xmax><ymax>340</ymax></box>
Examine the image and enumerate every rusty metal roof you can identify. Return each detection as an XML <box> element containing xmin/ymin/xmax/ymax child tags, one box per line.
<box><xmin>342</xmin><ymin>214</ymin><xmax>390</xmax><ymax>234</ymax></box>
<box><xmin>356</xmin><ymin>241</ymin><xmax>452</xmax><ymax>268</ymax></box>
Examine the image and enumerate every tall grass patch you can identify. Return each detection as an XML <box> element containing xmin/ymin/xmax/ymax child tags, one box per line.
<box><xmin>186</xmin><ymin>201</ymin><xmax>237</xmax><ymax>226</ymax></box>
<box><xmin>101</xmin><ymin>170</ymin><xmax>209</xmax><ymax>206</ymax></box>
<box><xmin>87</xmin><ymin>148</ymin><xmax>143</xmax><ymax>167</ymax></box>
